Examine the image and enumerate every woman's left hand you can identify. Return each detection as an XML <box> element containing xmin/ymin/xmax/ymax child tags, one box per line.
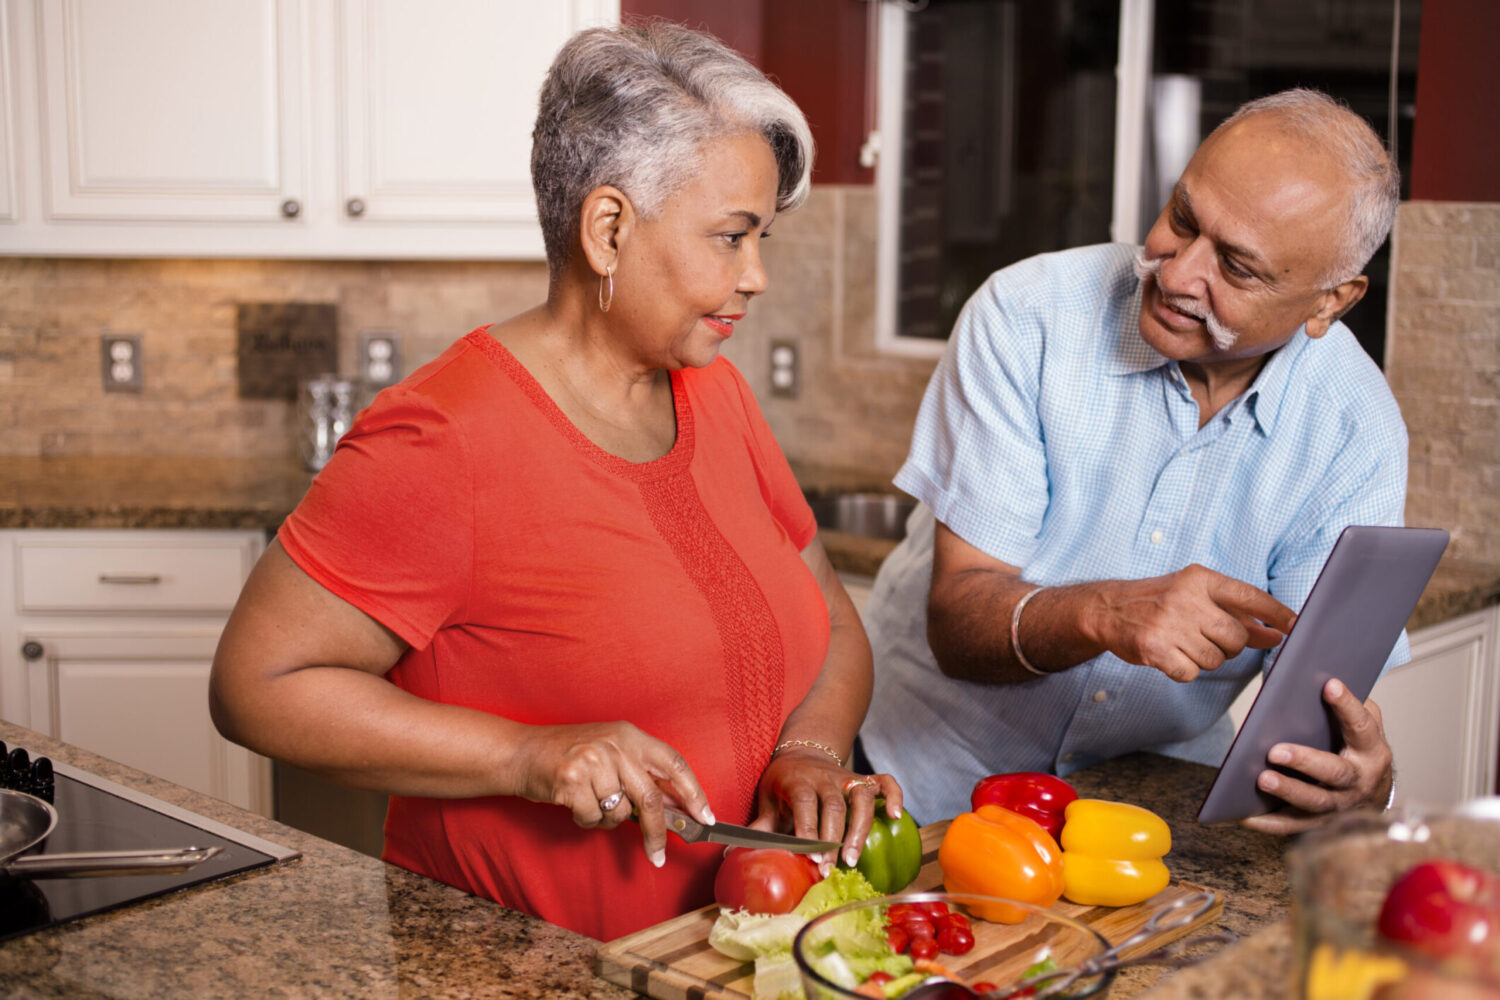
<box><xmin>749</xmin><ymin>748</ymin><xmax>904</xmax><ymax>870</ymax></box>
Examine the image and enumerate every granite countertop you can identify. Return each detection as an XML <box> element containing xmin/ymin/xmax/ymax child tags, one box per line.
<box><xmin>0</xmin><ymin>721</ymin><xmax>1294</xmax><ymax>999</ymax></box>
<box><xmin>4</xmin><ymin>454</ymin><xmax>1499</xmax><ymax>634</ymax></box>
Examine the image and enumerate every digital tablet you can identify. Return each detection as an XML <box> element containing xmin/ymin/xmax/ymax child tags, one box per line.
<box><xmin>1196</xmin><ymin>525</ymin><xmax>1449</xmax><ymax>825</ymax></box>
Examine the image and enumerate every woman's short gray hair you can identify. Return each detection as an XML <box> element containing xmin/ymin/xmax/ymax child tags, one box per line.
<box><xmin>531</xmin><ymin>20</ymin><xmax>814</xmax><ymax>271</ymax></box>
<box><xmin>1217</xmin><ymin>88</ymin><xmax>1399</xmax><ymax>286</ymax></box>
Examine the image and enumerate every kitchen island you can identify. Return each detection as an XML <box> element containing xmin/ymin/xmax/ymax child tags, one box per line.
<box><xmin>0</xmin><ymin>720</ymin><xmax>1295</xmax><ymax>999</ymax></box>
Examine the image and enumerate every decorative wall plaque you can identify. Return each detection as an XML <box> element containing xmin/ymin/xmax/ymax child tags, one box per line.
<box><xmin>236</xmin><ymin>303</ymin><xmax>339</xmax><ymax>401</ymax></box>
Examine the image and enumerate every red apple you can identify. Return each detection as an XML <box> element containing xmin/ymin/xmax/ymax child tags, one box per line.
<box><xmin>1377</xmin><ymin>859</ymin><xmax>1500</xmax><ymax>982</ymax></box>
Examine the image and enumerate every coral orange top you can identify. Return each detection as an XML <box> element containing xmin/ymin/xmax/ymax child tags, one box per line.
<box><xmin>277</xmin><ymin>328</ymin><xmax>828</xmax><ymax>940</ymax></box>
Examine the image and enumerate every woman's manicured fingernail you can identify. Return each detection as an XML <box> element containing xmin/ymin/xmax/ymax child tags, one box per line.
<box><xmin>701</xmin><ymin>806</ymin><xmax>716</xmax><ymax>825</ymax></box>
<box><xmin>843</xmin><ymin>847</ymin><xmax>859</xmax><ymax>867</ymax></box>
<box><xmin>650</xmin><ymin>850</ymin><xmax>665</xmax><ymax>869</ymax></box>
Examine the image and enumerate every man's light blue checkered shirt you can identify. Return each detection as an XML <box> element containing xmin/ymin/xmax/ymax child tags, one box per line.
<box><xmin>859</xmin><ymin>244</ymin><xmax>1409</xmax><ymax>822</ymax></box>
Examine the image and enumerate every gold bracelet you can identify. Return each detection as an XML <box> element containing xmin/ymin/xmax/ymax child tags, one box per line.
<box><xmin>772</xmin><ymin>739</ymin><xmax>845</xmax><ymax>766</ymax></box>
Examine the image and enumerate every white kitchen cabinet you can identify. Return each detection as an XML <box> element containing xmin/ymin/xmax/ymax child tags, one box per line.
<box><xmin>0</xmin><ymin>529</ymin><xmax>273</xmax><ymax>817</ymax></box>
<box><xmin>1229</xmin><ymin>605</ymin><xmax>1500</xmax><ymax>808</ymax></box>
<box><xmin>1</xmin><ymin>0</ymin><xmax>618</xmax><ymax>258</ymax></box>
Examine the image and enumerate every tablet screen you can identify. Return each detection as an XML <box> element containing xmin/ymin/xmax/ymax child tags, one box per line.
<box><xmin>1197</xmin><ymin>525</ymin><xmax>1449</xmax><ymax>825</ymax></box>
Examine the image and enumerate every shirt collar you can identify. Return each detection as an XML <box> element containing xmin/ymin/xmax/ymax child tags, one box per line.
<box><xmin>1104</xmin><ymin>276</ymin><xmax>1316</xmax><ymax>437</ymax></box>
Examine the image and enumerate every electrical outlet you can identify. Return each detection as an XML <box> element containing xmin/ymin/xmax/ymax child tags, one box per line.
<box><xmin>359</xmin><ymin>333</ymin><xmax>401</xmax><ymax>387</ymax></box>
<box><xmin>770</xmin><ymin>340</ymin><xmax>799</xmax><ymax>399</ymax></box>
<box><xmin>101</xmin><ymin>334</ymin><xmax>143</xmax><ymax>393</ymax></box>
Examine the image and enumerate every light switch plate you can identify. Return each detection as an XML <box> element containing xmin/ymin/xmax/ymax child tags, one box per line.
<box><xmin>101</xmin><ymin>334</ymin><xmax>143</xmax><ymax>392</ymax></box>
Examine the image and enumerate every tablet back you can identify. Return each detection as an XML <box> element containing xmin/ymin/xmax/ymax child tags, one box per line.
<box><xmin>1196</xmin><ymin>525</ymin><xmax>1449</xmax><ymax>825</ymax></box>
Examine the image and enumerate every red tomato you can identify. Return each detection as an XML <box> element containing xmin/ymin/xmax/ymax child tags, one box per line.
<box><xmin>866</xmin><ymin>972</ymin><xmax>895</xmax><ymax>986</ymax></box>
<box><xmin>1377</xmin><ymin>859</ymin><xmax>1500</xmax><ymax>964</ymax></box>
<box><xmin>936</xmin><ymin>925</ymin><xmax>976</xmax><ymax>955</ymax></box>
<box><xmin>935</xmin><ymin>912</ymin><xmax>971</xmax><ymax>933</ymax></box>
<box><xmin>971</xmin><ymin>983</ymin><xmax>998</xmax><ymax>995</ymax></box>
<box><xmin>902</xmin><ymin>917</ymin><xmax>936</xmax><ymax>941</ymax></box>
<box><xmin>887</xmin><ymin>903</ymin><xmax>922</xmax><ymax>923</ymax></box>
<box><xmin>887</xmin><ymin>924</ymin><xmax>910</xmax><ymax>953</ymax></box>
<box><xmin>918</xmin><ymin>901</ymin><xmax>951</xmax><ymax>918</ymax></box>
<box><xmin>910</xmin><ymin>938</ymin><xmax>940</xmax><ymax>961</ymax></box>
<box><xmin>712</xmin><ymin>848</ymin><xmax>820</xmax><ymax>914</ymax></box>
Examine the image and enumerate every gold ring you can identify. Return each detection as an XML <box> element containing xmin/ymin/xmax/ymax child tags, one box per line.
<box><xmin>842</xmin><ymin>776</ymin><xmax>879</xmax><ymax>797</ymax></box>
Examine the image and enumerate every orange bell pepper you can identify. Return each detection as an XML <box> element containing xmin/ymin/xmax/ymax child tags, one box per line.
<box><xmin>937</xmin><ymin>803</ymin><xmax>1065</xmax><ymax>923</ymax></box>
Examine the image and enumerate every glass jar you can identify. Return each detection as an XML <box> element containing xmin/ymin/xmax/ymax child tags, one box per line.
<box><xmin>296</xmin><ymin>374</ymin><xmax>355</xmax><ymax>471</ymax></box>
<box><xmin>1287</xmin><ymin>801</ymin><xmax>1500</xmax><ymax>999</ymax></box>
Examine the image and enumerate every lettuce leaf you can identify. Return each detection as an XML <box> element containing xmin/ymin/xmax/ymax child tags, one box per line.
<box><xmin>706</xmin><ymin>867</ymin><xmax>911</xmax><ymax>1000</ymax></box>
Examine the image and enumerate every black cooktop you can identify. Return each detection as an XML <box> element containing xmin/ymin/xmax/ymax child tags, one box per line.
<box><xmin>0</xmin><ymin>745</ymin><xmax>299</xmax><ymax>942</ymax></box>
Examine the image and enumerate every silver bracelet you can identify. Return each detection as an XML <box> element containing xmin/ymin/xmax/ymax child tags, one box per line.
<box><xmin>1011</xmin><ymin>585</ymin><xmax>1049</xmax><ymax>677</ymax></box>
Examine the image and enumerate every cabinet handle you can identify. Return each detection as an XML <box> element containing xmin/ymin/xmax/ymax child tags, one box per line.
<box><xmin>21</xmin><ymin>640</ymin><xmax>44</xmax><ymax>661</ymax></box>
<box><xmin>345</xmin><ymin>197</ymin><xmax>366</xmax><ymax>217</ymax></box>
<box><xmin>280</xmin><ymin>198</ymin><xmax>302</xmax><ymax>218</ymax></box>
<box><xmin>98</xmin><ymin>574</ymin><xmax>163</xmax><ymax>585</ymax></box>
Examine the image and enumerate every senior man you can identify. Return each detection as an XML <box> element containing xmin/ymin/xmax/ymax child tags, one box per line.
<box><xmin>859</xmin><ymin>89</ymin><xmax>1407</xmax><ymax>834</ymax></box>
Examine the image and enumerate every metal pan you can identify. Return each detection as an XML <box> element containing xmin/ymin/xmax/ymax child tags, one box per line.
<box><xmin>0</xmin><ymin>787</ymin><xmax>222</xmax><ymax>879</ymax></box>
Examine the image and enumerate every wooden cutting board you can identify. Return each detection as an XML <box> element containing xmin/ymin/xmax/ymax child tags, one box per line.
<box><xmin>595</xmin><ymin>820</ymin><xmax>1223</xmax><ymax>1000</ymax></box>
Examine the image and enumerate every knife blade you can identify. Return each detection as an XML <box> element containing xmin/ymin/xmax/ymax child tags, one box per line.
<box><xmin>661</xmin><ymin>808</ymin><xmax>841</xmax><ymax>854</ymax></box>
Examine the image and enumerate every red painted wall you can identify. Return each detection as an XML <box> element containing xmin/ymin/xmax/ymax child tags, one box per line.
<box><xmin>1411</xmin><ymin>0</ymin><xmax>1500</xmax><ymax>202</ymax></box>
<box><xmin>620</xmin><ymin>0</ymin><xmax>873</xmax><ymax>185</ymax></box>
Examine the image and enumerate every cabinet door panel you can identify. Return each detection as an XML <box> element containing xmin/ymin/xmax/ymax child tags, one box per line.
<box><xmin>38</xmin><ymin>0</ymin><xmax>307</xmax><ymax>221</ymax></box>
<box><xmin>1375</xmin><ymin>610</ymin><xmax>1498</xmax><ymax>807</ymax></box>
<box><xmin>336</xmin><ymin>0</ymin><xmax>612</xmax><ymax>230</ymax></box>
<box><xmin>24</xmin><ymin>629</ymin><xmax>271</xmax><ymax>815</ymax></box>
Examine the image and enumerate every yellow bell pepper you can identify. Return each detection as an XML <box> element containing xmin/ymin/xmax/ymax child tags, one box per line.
<box><xmin>1060</xmin><ymin>799</ymin><xmax>1172</xmax><ymax>907</ymax></box>
<box><xmin>938</xmin><ymin>803</ymin><xmax>1064</xmax><ymax>923</ymax></box>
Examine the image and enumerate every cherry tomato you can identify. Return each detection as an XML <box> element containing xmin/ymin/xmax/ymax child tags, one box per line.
<box><xmin>902</xmin><ymin>917</ymin><xmax>936</xmax><ymax>941</ymax></box>
<box><xmin>971</xmin><ymin>983</ymin><xmax>998</xmax><ymax>995</ymax></box>
<box><xmin>935</xmin><ymin>912</ymin><xmax>972</xmax><ymax>933</ymax></box>
<box><xmin>936</xmin><ymin>925</ymin><xmax>976</xmax><ymax>955</ymax></box>
<box><xmin>887</xmin><ymin>903</ymin><xmax>922</xmax><ymax>922</ymax></box>
<box><xmin>918</xmin><ymin>901</ymin><xmax>951</xmax><ymax>918</ymax></box>
<box><xmin>910</xmin><ymin>937</ymin><xmax>940</xmax><ymax>961</ymax></box>
<box><xmin>712</xmin><ymin>848</ymin><xmax>820</xmax><ymax>914</ymax></box>
<box><xmin>887</xmin><ymin>924</ymin><xmax>910</xmax><ymax>953</ymax></box>
<box><xmin>866</xmin><ymin>972</ymin><xmax>895</xmax><ymax>986</ymax></box>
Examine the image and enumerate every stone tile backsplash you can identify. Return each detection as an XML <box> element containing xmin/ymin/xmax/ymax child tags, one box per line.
<box><xmin>1388</xmin><ymin>201</ymin><xmax>1500</xmax><ymax>564</ymax></box>
<box><xmin>2</xmin><ymin>194</ymin><xmax>1495</xmax><ymax>562</ymax></box>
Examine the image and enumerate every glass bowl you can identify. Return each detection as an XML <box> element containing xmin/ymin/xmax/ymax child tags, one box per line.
<box><xmin>1287</xmin><ymin>800</ymin><xmax>1500</xmax><ymax>999</ymax></box>
<box><xmin>791</xmin><ymin>891</ymin><xmax>1115</xmax><ymax>1000</ymax></box>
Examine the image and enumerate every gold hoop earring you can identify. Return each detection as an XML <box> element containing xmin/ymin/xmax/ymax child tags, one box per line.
<box><xmin>598</xmin><ymin>264</ymin><xmax>615</xmax><ymax>313</ymax></box>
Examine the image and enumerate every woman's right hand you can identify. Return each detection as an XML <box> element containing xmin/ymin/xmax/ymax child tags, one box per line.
<box><xmin>513</xmin><ymin>721</ymin><xmax>714</xmax><ymax>868</ymax></box>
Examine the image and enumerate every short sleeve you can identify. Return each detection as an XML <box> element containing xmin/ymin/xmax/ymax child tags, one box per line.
<box><xmin>894</xmin><ymin>271</ymin><xmax>1051</xmax><ymax>566</ymax></box>
<box><xmin>717</xmin><ymin>359</ymin><xmax>817</xmax><ymax>550</ymax></box>
<box><xmin>277</xmin><ymin>388</ymin><xmax>475</xmax><ymax>648</ymax></box>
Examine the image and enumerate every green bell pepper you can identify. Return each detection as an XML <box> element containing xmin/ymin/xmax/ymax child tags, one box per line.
<box><xmin>840</xmin><ymin>799</ymin><xmax>922</xmax><ymax>894</ymax></box>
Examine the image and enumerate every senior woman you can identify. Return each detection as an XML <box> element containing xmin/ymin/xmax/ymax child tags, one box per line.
<box><xmin>209</xmin><ymin>22</ymin><xmax>898</xmax><ymax>940</ymax></box>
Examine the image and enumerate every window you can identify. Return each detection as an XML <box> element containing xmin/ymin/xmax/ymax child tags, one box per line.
<box><xmin>873</xmin><ymin>0</ymin><xmax>1421</xmax><ymax>366</ymax></box>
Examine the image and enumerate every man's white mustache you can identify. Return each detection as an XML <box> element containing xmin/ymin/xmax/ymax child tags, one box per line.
<box><xmin>1132</xmin><ymin>250</ymin><xmax>1240</xmax><ymax>350</ymax></box>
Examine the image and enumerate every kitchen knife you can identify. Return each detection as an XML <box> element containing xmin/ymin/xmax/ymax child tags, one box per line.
<box><xmin>661</xmin><ymin>808</ymin><xmax>841</xmax><ymax>853</ymax></box>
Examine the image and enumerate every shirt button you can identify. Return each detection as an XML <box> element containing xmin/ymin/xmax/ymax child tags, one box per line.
<box><xmin>1149</xmin><ymin>529</ymin><xmax>1164</xmax><ymax>544</ymax></box>
<box><xmin>1093</xmin><ymin>690</ymin><xmax>1108</xmax><ymax>703</ymax></box>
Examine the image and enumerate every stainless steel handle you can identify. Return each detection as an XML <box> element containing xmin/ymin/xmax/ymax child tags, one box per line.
<box><xmin>98</xmin><ymin>574</ymin><xmax>162</xmax><ymax>585</ymax></box>
<box><xmin>345</xmin><ymin>197</ymin><xmax>365</xmax><ymax>217</ymax></box>
<box><xmin>4</xmin><ymin>846</ymin><xmax>223</xmax><ymax>878</ymax></box>
<box><xmin>280</xmin><ymin>198</ymin><xmax>301</xmax><ymax>218</ymax></box>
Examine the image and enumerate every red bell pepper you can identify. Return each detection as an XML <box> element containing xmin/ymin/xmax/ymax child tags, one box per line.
<box><xmin>970</xmin><ymin>772</ymin><xmax>1078</xmax><ymax>842</ymax></box>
